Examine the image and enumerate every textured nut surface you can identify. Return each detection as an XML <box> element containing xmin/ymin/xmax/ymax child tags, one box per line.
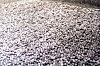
<box><xmin>0</xmin><ymin>0</ymin><xmax>100</xmax><ymax>66</ymax></box>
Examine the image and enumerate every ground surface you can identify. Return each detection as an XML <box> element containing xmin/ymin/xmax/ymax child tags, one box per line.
<box><xmin>0</xmin><ymin>0</ymin><xmax>100</xmax><ymax>66</ymax></box>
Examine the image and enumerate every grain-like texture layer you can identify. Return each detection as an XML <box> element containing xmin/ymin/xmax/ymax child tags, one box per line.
<box><xmin>0</xmin><ymin>1</ymin><xmax>100</xmax><ymax>66</ymax></box>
